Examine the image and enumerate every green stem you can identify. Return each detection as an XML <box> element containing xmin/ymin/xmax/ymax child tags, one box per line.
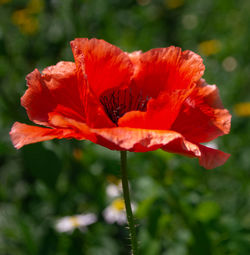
<box><xmin>120</xmin><ymin>151</ymin><xmax>138</xmax><ymax>255</ymax></box>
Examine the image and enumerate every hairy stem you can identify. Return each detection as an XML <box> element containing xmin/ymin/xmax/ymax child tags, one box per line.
<box><xmin>120</xmin><ymin>151</ymin><xmax>138</xmax><ymax>255</ymax></box>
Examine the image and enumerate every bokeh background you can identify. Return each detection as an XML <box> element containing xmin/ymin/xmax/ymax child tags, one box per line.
<box><xmin>0</xmin><ymin>0</ymin><xmax>250</xmax><ymax>254</ymax></box>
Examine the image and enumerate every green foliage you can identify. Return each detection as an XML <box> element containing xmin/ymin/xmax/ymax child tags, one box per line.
<box><xmin>1</xmin><ymin>0</ymin><xmax>250</xmax><ymax>254</ymax></box>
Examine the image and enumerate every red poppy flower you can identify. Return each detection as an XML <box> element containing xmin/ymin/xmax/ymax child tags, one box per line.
<box><xmin>10</xmin><ymin>38</ymin><xmax>231</xmax><ymax>169</ymax></box>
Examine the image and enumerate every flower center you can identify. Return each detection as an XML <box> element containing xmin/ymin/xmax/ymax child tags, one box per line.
<box><xmin>69</xmin><ymin>216</ymin><xmax>81</xmax><ymax>227</ymax></box>
<box><xmin>111</xmin><ymin>198</ymin><xmax>125</xmax><ymax>211</ymax></box>
<box><xmin>100</xmin><ymin>87</ymin><xmax>151</xmax><ymax>125</ymax></box>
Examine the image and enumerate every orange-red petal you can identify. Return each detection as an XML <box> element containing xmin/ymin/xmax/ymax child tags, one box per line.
<box><xmin>42</xmin><ymin>62</ymin><xmax>85</xmax><ymax>119</ymax></box>
<box><xmin>92</xmin><ymin>127</ymin><xmax>229</xmax><ymax>169</ymax></box>
<box><xmin>22</xmin><ymin>69</ymin><xmax>54</xmax><ymax>125</ymax></box>
<box><xmin>10</xmin><ymin>117</ymin><xmax>97</xmax><ymax>149</ymax></box>
<box><xmin>71</xmin><ymin>38</ymin><xmax>133</xmax><ymax>97</ymax></box>
<box><xmin>172</xmin><ymin>80</ymin><xmax>231</xmax><ymax>143</ymax></box>
<box><xmin>198</xmin><ymin>144</ymin><xmax>230</xmax><ymax>169</ymax></box>
<box><xmin>132</xmin><ymin>47</ymin><xmax>205</xmax><ymax>98</ymax></box>
<box><xmin>47</xmin><ymin>113</ymin><xmax>97</xmax><ymax>142</ymax></box>
<box><xmin>10</xmin><ymin>122</ymin><xmax>73</xmax><ymax>149</ymax></box>
<box><xmin>93</xmin><ymin>128</ymin><xmax>185</xmax><ymax>152</ymax></box>
<box><xmin>84</xmin><ymin>89</ymin><xmax>116</xmax><ymax>128</ymax></box>
<box><xmin>21</xmin><ymin>62</ymin><xmax>85</xmax><ymax>126</ymax></box>
<box><xmin>161</xmin><ymin>136</ymin><xmax>230</xmax><ymax>169</ymax></box>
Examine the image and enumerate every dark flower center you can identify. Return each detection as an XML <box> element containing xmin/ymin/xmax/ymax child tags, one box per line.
<box><xmin>100</xmin><ymin>87</ymin><xmax>151</xmax><ymax>125</ymax></box>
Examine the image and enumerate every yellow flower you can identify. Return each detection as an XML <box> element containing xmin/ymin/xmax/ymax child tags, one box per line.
<box><xmin>234</xmin><ymin>103</ymin><xmax>250</xmax><ymax>117</ymax></box>
<box><xmin>103</xmin><ymin>198</ymin><xmax>136</xmax><ymax>225</ymax></box>
<box><xmin>11</xmin><ymin>0</ymin><xmax>43</xmax><ymax>35</ymax></box>
<box><xmin>103</xmin><ymin>198</ymin><xmax>127</xmax><ymax>225</ymax></box>
<box><xmin>198</xmin><ymin>40</ymin><xmax>221</xmax><ymax>56</ymax></box>
<box><xmin>12</xmin><ymin>9</ymin><xmax>39</xmax><ymax>35</ymax></box>
<box><xmin>112</xmin><ymin>198</ymin><xmax>125</xmax><ymax>211</ymax></box>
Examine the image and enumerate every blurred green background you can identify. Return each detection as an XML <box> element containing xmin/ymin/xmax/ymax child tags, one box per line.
<box><xmin>0</xmin><ymin>0</ymin><xmax>250</xmax><ymax>254</ymax></box>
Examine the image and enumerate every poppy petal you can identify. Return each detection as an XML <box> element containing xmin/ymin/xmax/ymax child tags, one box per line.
<box><xmin>10</xmin><ymin>118</ymin><xmax>97</xmax><ymax>149</ymax></box>
<box><xmin>132</xmin><ymin>47</ymin><xmax>205</xmax><ymax>98</ymax></box>
<box><xmin>198</xmin><ymin>144</ymin><xmax>230</xmax><ymax>169</ymax></box>
<box><xmin>47</xmin><ymin>113</ymin><xmax>97</xmax><ymax>142</ymax></box>
<box><xmin>22</xmin><ymin>69</ymin><xmax>54</xmax><ymax>125</ymax></box>
<box><xmin>93</xmin><ymin>126</ymin><xmax>229</xmax><ymax>169</ymax></box>
<box><xmin>93</xmin><ymin>128</ymin><xmax>185</xmax><ymax>152</ymax></box>
<box><xmin>9</xmin><ymin>122</ymin><xmax>73</xmax><ymax>149</ymax></box>
<box><xmin>21</xmin><ymin>62</ymin><xmax>85</xmax><ymax>126</ymax></box>
<box><xmin>42</xmin><ymin>61</ymin><xmax>85</xmax><ymax>119</ymax></box>
<box><xmin>84</xmin><ymin>89</ymin><xmax>116</xmax><ymax>128</ymax></box>
<box><xmin>162</xmin><ymin>136</ymin><xmax>201</xmax><ymax>157</ymax></box>
<box><xmin>162</xmin><ymin>138</ymin><xmax>230</xmax><ymax>169</ymax></box>
<box><xmin>172</xmin><ymin>80</ymin><xmax>231</xmax><ymax>143</ymax></box>
<box><xmin>118</xmin><ymin>110</ymin><xmax>147</xmax><ymax>128</ymax></box>
<box><xmin>71</xmin><ymin>38</ymin><xmax>133</xmax><ymax>97</ymax></box>
<box><xmin>127</xmin><ymin>50</ymin><xmax>142</xmax><ymax>73</ymax></box>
